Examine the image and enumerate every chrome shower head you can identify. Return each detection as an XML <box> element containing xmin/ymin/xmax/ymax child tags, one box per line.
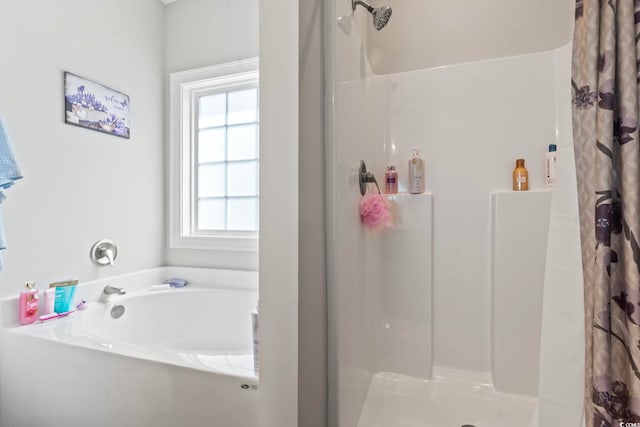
<box><xmin>352</xmin><ymin>0</ymin><xmax>393</xmax><ymax>30</ymax></box>
<box><xmin>372</xmin><ymin>6</ymin><xmax>392</xmax><ymax>30</ymax></box>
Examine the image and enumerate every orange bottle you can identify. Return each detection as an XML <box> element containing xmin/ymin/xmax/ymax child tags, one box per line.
<box><xmin>512</xmin><ymin>159</ymin><xmax>529</xmax><ymax>191</ymax></box>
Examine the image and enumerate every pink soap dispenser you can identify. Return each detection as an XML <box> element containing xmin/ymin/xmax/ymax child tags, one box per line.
<box><xmin>19</xmin><ymin>281</ymin><xmax>39</xmax><ymax>325</ymax></box>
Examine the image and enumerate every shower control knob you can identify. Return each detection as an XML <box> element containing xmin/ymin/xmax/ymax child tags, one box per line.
<box><xmin>90</xmin><ymin>239</ymin><xmax>118</xmax><ymax>267</ymax></box>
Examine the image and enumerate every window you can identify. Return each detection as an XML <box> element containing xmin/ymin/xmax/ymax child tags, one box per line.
<box><xmin>169</xmin><ymin>58</ymin><xmax>259</xmax><ymax>251</ymax></box>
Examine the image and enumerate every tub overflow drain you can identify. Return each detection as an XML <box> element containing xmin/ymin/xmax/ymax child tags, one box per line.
<box><xmin>240</xmin><ymin>384</ymin><xmax>258</xmax><ymax>391</ymax></box>
<box><xmin>111</xmin><ymin>304</ymin><xmax>125</xmax><ymax>319</ymax></box>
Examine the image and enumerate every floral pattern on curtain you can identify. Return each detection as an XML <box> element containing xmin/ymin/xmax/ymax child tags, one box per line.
<box><xmin>572</xmin><ymin>0</ymin><xmax>640</xmax><ymax>425</ymax></box>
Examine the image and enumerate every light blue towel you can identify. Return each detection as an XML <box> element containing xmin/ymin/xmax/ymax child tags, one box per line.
<box><xmin>0</xmin><ymin>117</ymin><xmax>22</xmax><ymax>200</ymax></box>
<box><xmin>0</xmin><ymin>117</ymin><xmax>22</xmax><ymax>269</ymax></box>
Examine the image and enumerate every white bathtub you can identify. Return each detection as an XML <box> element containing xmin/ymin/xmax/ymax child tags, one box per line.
<box><xmin>0</xmin><ymin>267</ymin><xmax>258</xmax><ymax>427</ymax></box>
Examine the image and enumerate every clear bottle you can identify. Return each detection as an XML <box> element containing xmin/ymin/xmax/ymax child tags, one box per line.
<box><xmin>19</xmin><ymin>281</ymin><xmax>39</xmax><ymax>325</ymax></box>
<box><xmin>252</xmin><ymin>302</ymin><xmax>259</xmax><ymax>375</ymax></box>
<box><xmin>385</xmin><ymin>165</ymin><xmax>398</xmax><ymax>194</ymax></box>
<box><xmin>408</xmin><ymin>148</ymin><xmax>425</xmax><ymax>194</ymax></box>
<box><xmin>512</xmin><ymin>158</ymin><xmax>529</xmax><ymax>191</ymax></box>
<box><xmin>43</xmin><ymin>288</ymin><xmax>55</xmax><ymax>315</ymax></box>
<box><xmin>544</xmin><ymin>144</ymin><xmax>557</xmax><ymax>190</ymax></box>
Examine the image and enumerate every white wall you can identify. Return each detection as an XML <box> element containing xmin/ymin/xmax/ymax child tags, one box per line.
<box><xmin>164</xmin><ymin>0</ymin><xmax>258</xmax><ymax>74</ymax></box>
<box><xmin>259</xmin><ymin>0</ymin><xmax>299</xmax><ymax>425</ymax></box>
<box><xmin>0</xmin><ymin>0</ymin><xmax>164</xmax><ymax>298</ymax></box>
<box><xmin>363</xmin><ymin>0</ymin><xmax>572</xmax><ymax>75</ymax></box>
<box><xmin>299</xmin><ymin>0</ymin><xmax>328</xmax><ymax>425</ymax></box>
<box><xmin>371</xmin><ymin>49</ymin><xmax>564</xmax><ymax>371</ymax></box>
<box><xmin>164</xmin><ymin>0</ymin><xmax>259</xmax><ymax>270</ymax></box>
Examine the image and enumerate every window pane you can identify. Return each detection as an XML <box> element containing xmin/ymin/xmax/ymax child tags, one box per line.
<box><xmin>227</xmin><ymin>198</ymin><xmax>257</xmax><ymax>231</ymax></box>
<box><xmin>199</xmin><ymin>94</ymin><xmax>226</xmax><ymax>128</ymax></box>
<box><xmin>198</xmin><ymin>164</ymin><xmax>226</xmax><ymax>198</ymax></box>
<box><xmin>227</xmin><ymin>88</ymin><xmax>257</xmax><ymax>125</ymax></box>
<box><xmin>198</xmin><ymin>199</ymin><xmax>226</xmax><ymax>230</ymax></box>
<box><xmin>198</xmin><ymin>128</ymin><xmax>226</xmax><ymax>163</ymax></box>
<box><xmin>227</xmin><ymin>161</ymin><xmax>257</xmax><ymax>196</ymax></box>
<box><xmin>227</xmin><ymin>124</ymin><xmax>257</xmax><ymax>161</ymax></box>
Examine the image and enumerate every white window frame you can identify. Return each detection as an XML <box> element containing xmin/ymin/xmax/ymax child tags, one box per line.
<box><xmin>169</xmin><ymin>58</ymin><xmax>259</xmax><ymax>251</ymax></box>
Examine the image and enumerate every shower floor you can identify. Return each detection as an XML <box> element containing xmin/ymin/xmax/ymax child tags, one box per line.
<box><xmin>357</xmin><ymin>367</ymin><xmax>538</xmax><ymax>427</ymax></box>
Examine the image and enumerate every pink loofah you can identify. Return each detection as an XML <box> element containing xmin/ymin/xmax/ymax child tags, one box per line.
<box><xmin>360</xmin><ymin>193</ymin><xmax>393</xmax><ymax>231</ymax></box>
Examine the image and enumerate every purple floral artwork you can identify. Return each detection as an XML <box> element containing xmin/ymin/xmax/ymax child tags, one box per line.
<box><xmin>64</xmin><ymin>72</ymin><xmax>130</xmax><ymax>139</ymax></box>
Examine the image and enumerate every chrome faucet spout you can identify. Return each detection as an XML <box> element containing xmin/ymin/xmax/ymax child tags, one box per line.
<box><xmin>100</xmin><ymin>285</ymin><xmax>126</xmax><ymax>303</ymax></box>
<box><xmin>104</xmin><ymin>285</ymin><xmax>125</xmax><ymax>295</ymax></box>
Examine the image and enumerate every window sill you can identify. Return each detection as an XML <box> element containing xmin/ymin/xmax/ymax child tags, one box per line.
<box><xmin>169</xmin><ymin>234</ymin><xmax>258</xmax><ymax>252</ymax></box>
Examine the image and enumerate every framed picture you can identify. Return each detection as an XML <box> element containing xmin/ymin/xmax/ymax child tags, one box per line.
<box><xmin>64</xmin><ymin>72</ymin><xmax>130</xmax><ymax>139</ymax></box>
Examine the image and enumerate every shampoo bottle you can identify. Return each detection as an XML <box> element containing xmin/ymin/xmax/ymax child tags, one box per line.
<box><xmin>19</xmin><ymin>282</ymin><xmax>39</xmax><ymax>325</ymax></box>
<box><xmin>408</xmin><ymin>148</ymin><xmax>425</xmax><ymax>194</ymax></box>
<box><xmin>545</xmin><ymin>144</ymin><xmax>557</xmax><ymax>190</ymax></box>
<box><xmin>512</xmin><ymin>158</ymin><xmax>529</xmax><ymax>191</ymax></box>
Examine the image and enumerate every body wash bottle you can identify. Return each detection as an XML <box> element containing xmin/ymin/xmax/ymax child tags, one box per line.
<box><xmin>512</xmin><ymin>158</ymin><xmax>529</xmax><ymax>191</ymax></box>
<box><xmin>385</xmin><ymin>165</ymin><xmax>398</xmax><ymax>194</ymax></box>
<box><xmin>545</xmin><ymin>144</ymin><xmax>557</xmax><ymax>190</ymax></box>
<box><xmin>408</xmin><ymin>148</ymin><xmax>425</xmax><ymax>194</ymax></box>
<box><xmin>19</xmin><ymin>282</ymin><xmax>39</xmax><ymax>325</ymax></box>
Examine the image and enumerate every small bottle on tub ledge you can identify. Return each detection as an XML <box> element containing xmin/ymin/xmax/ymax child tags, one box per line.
<box><xmin>512</xmin><ymin>158</ymin><xmax>529</xmax><ymax>191</ymax></box>
<box><xmin>19</xmin><ymin>281</ymin><xmax>39</xmax><ymax>325</ymax></box>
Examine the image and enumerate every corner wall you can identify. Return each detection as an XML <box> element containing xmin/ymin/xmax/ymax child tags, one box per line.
<box><xmin>0</xmin><ymin>0</ymin><xmax>164</xmax><ymax>298</ymax></box>
<box><xmin>299</xmin><ymin>0</ymin><xmax>328</xmax><ymax>425</ymax></box>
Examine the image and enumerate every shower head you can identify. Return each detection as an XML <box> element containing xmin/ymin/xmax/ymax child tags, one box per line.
<box><xmin>352</xmin><ymin>0</ymin><xmax>393</xmax><ymax>30</ymax></box>
<box><xmin>372</xmin><ymin>6</ymin><xmax>392</xmax><ymax>30</ymax></box>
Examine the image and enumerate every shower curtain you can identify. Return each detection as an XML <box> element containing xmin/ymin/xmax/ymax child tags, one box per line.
<box><xmin>572</xmin><ymin>0</ymin><xmax>640</xmax><ymax>425</ymax></box>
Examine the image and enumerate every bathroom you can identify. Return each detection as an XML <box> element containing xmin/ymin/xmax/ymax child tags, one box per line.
<box><xmin>0</xmin><ymin>0</ymin><xmax>624</xmax><ymax>426</ymax></box>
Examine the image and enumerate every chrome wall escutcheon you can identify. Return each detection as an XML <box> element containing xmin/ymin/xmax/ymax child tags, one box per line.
<box><xmin>90</xmin><ymin>239</ymin><xmax>118</xmax><ymax>267</ymax></box>
<box><xmin>359</xmin><ymin>160</ymin><xmax>381</xmax><ymax>195</ymax></box>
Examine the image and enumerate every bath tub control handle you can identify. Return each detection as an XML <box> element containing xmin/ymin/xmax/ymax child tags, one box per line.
<box><xmin>90</xmin><ymin>239</ymin><xmax>118</xmax><ymax>267</ymax></box>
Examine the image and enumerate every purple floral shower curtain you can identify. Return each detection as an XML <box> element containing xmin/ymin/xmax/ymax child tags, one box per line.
<box><xmin>572</xmin><ymin>0</ymin><xmax>640</xmax><ymax>425</ymax></box>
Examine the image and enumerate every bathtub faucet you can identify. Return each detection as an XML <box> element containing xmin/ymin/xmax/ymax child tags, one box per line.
<box><xmin>99</xmin><ymin>285</ymin><xmax>126</xmax><ymax>303</ymax></box>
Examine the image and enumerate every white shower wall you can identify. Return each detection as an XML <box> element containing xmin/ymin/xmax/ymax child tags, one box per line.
<box><xmin>368</xmin><ymin>48</ymin><xmax>564</xmax><ymax>371</ymax></box>
<box><xmin>327</xmin><ymin>0</ymin><xmax>577</xmax><ymax>425</ymax></box>
<box><xmin>364</xmin><ymin>0</ymin><xmax>572</xmax><ymax>75</ymax></box>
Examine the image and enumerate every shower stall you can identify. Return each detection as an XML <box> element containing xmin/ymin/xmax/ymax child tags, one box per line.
<box><xmin>323</xmin><ymin>0</ymin><xmax>584</xmax><ymax>425</ymax></box>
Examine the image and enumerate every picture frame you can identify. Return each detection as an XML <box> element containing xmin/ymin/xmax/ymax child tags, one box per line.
<box><xmin>64</xmin><ymin>72</ymin><xmax>130</xmax><ymax>139</ymax></box>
